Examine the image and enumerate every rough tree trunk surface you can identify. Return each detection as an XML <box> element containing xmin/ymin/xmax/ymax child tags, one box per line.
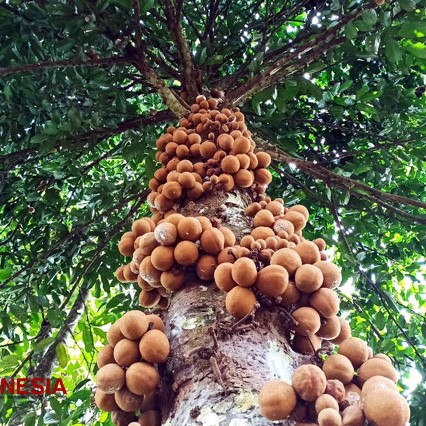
<box><xmin>160</xmin><ymin>189</ymin><xmax>312</xmax><ymax>425</ymax></box>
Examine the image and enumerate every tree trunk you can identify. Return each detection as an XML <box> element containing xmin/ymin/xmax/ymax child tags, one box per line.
<box><xmin>159</xmin><ymin>189</ymin><xmax>312</xmax><ymax>425</ymax></box>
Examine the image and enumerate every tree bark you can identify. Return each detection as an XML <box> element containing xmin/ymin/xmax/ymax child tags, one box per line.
<box><xmin>159</xmin><ymin>188</ymin><xmax>312</xmax><ymax>425</ymax></box>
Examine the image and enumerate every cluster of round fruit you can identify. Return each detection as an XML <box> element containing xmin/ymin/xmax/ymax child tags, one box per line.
<box><xmin>115</xmin><ymin>214</ymin><xmax>236</xmax><ymax>308</ymax></box>
<box><xmin>94</xmin><ymin>311</ymin><xmax>168</xmax><ymax>426</ymax></box>
<box><xmin>146</xmin><ymin>95</ymin><xmax>272</xmax><ymax>215</ymax></box>
<box><xmin>259</xmin><ymin>336</ymin><xmax>409</xmax><ymax>426</ymax></box>
<box><xmin>213</xmin><ymin>198</ymin><xmax>348</xmax><ymax>356</ymax></box>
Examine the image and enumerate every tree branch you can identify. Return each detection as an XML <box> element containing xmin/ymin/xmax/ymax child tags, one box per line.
<box><xmin>0</xmin><ymin>56</ymin><xmax>131</xmax><ymax>77</ymax></box>
<box><xmin>161</xmin><ymin>0</ymin><xmax>199</xmax><ymax>100</ymax></box>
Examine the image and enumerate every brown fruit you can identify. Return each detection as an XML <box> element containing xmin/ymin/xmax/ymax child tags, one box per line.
<box><xmin>200</xmin><ymin>141</ymin><xmax>217</xmax><ymax>158</ymax></box>
<box><xmin>251</xmin><ymin>226</ymin><xmax>275</xmax><ymax>240</ymax></box>
<box><xmin>295</xmin><ymin>264</ymin><xmax>323</xmax><ymax>293</ymax></box>
<box><xmin>111</xmin><ymin>410</ymin><xmax>136</xmax><ymax>426</ymax></box>
<box><xmin>139</xmin><ymin>289</ymin><xmax>161</xmax><ymax>308</ymax></box>
<box><xmin>137</xmin><ymin>410</ymin><xmax>161</xmax><ymax>426</ymax></box>
<box><xmin>292</xmin><ymin>364</ymin><xmax>327</xmax><ymax>401</ymax></box>
<box><xmin>160</xmin><ymin>270</ymin><xmax>185</xmax><ymax>292</ymax></box>
<box><xmin>140</xmin><ymin>392</ymin><xmax>159</xmax><ymax>412</ymax></box>
<box><xmin>97</xmin><ymin>345</ymin><xmax>115</xmax><ymax>368</ymax></box>
<box><xmin>140</xmin><ymin>257</ymin><xmax>162</xmax><ymax>284</ymax></box>
<box><xmin>233</xmin><ymin>136</ymin><xmax>251</xmax><ymax>154</ymax></box>
<box><xmin>322</xmin><ymin>354</ymin><xmax>354</xmax><ymax>384</ymax></box>
<box><xmin>280</xmin><ymin>281</ymin><xmax>301</xmax><ymax>305</ymax></box>
<box><xmin>113</xmin><ymin>338</ymin><xmax>141</xmax><ymax>367</ymax></box>
<box><xmin>293</xmin><ymin>335</ymin><xmax>322</xmax><ymax>354</ymax></box>
<box><xmin>270</xmin><ymin>248</ymin><xmax>302</xmax><ymax>277</ymax></box>
<box><xmin>150</xmin><ymin>246</ymin><xmax>175</xmax><ymax>272</ymax></box>
<box><xmin>132</xmin><ymin>218</ymin><xmax>154</xmax><ymax>236</ymax></box>
<box><xmin>225</xmin><ymin>286</ymin><xmax>257</xmax><ymax>319</ymax></box>
<box><xmin>325</xmin><ymin>379</ymin><xmax>345</xmax><ymax>402</ymax></box>
<box><xmin>240</xmin><ymin>235</ymin><xmax>255</xmax><ymax>248</ymax></box>
<box><xmin>177</xmin><ymin>217</ymin><xmax>202</xmax><ymax>241</ymax></box>
<box><xmin>123</xmin><ymin>263</ymin><xmax>138</xmax><ymax>282</ymax></box>
<box><xmin>174</xmin><ymin>240</ymin><xmax>199</xmax><ymax>265</ymax></box>
<box><xmin>96</xmin><ymin>363</ymin><xmax>125</xmax><ymax>394</ymax></box>
<box><xmin>161</xmin><ymin>181</ymin><xmax>182</xmax><ymax>200</ymax></box>
<box><xmin>283</xmin><ymin>210</ymin><xmax>307</xmax><ymax>233</ymax></box>
<box><xmin>139</xmin><ymin>232</ymin><xmax>160</xmax><ymax>255</ymax></box>
<box><xmin>126</xmin><ymin>362</ymin><xmax>160</xmax><ymax>395</ymax></box>
<box><xmin>254</xmin><ymin>168</ymin><xmax>272</xmax><ymax>185</ymax></box>
<box><xmin>272</xmin><ymin>217</ymin><xmax>294</xmax><ymax>234</ymax></box>
<box><xmin>256</xmin><ymin>152</ymin><xmax>271</xmax><ymax>168</ymax></box>
<box><xmin>217</xmin><ymin>248</ymin><xmax>235</xmax><ymax>264</ymax></box>
<box><xmin>115</xmin><ymin>265</ymin><xmax>126</xmax><ymax>283</ymax></box>
<box><xmin>374</xmin><ymin>353</ymin><xmax>392</xmax><ymax>363</ymax></box>
<box><xmin>338</xmin><ymin>337</ymin><xmax>369</xmax><ymax>369</ymax></box>
<box><xmin>289</xmin><ymin>204</ymin><xmax>309</xmax><ymax>219</ymax></box>
<box><xmin>221</xmin><ymin>155</ymin><xmax>240</xmax><ymax>174</ymax></box>
<box><xmin>200</xmin><ymin>227</ymin><xmax>225</xmax><ymax>255</ymax></box>
<box><xmin>313</xmin><ymin>238</ymin><xmax>326</xmax><ymax>251</ymax></box>
<box><xmin>341</xmin><ymin>406</ymin><xmax>365</xmax><ymax>426</ymax></box>
<box><xmin>214</xmin><ymin>262</ymin><xmax>237</xmax><ymax>292</ymax></box>
<box><xmin>344</xmin><ymin>382</ymin><xmax>362</xmax><ymax>402</ymax></box>
<box><xmin>178</xmin><ymin>171</ymin><xmax>196</xmax><ymax>189</ymax></box>
<box><xmin>357</xmin><ymin>358</ymin><xmax>397</xmax><ymax>386</ymax></box>
<box><xmin>315</xmin><ymin>394</ymin><xmax>339</xmax><ymax>414</ymax></box>
<box><xmin>119</xmin><ymin>237</ymin><xmax>135</xmax><ymax>257</ymax></box>
<box><xmin>361</xmin><ymin>375</ymin><xmax>398</xmax><ymax>399</ymax></box>
<box><xmin>363</xmin><ymin>388</ymin><xmax>410</xmax><ymax>426</ymax></box>
<box><xmin>309</xmin><ymin>288</ymin><xmax>340</xmax><ymax>318</ymax></box>
<box><xmin>314</xmin><ymin>261</ymin><xmax>342</xmax><ymax>289</ymax></box>
<box><xmin>256</xmin><ymin>265</ymin><xmax>289</xmax><ymax>297</ymax></box>
<box><xmin>95</xmin><ymin>389</ymin><xmax>119</xmax><ymax>412</ymax></box>
<box><xmin>153</xmin><ymin>222</ymin><xmax>177</xmax><ymax>246</ymax></box>
<box><xmin>176</xmin><ymin>159</ymin><xmax>193</xmax><ymax>173</ymax></box>
<box><xmin>231</xmin><ymin>257</ymin><xmax>257</xmax><ymax>287</ymax></box>
<box><xmin>234</xmin><ymin>169</ymin><xmax>254</xmax><ymax>187</ymax></box>
<box><xmin>259</xmin><ymin>380</ymin><xmax>297</xmax><ymax>420</ymax></box>
<box><xmin>196</xmin><ymin>254</ymin><xmax>217</xmax><ymax>280</ymax></box>
<box><xmin>292</xmin><ymin>307</ymin><xmax>321</xmax><ymax>336</ymax></box>
<box><xmin>139</xmin><ymin>329</ymin><xmax>170</xmax><ymax>364</ymax></box>
<box><xmin>219</xmin><ymin>226</ymin><xmax>236</xmax><ymax>247</ymax></box>
<box><xmin>293</xmin><ymin>241</ymin><xmax>321</xmax><ymax>264</ymax></box>
<box><xmin>254</xmin><ymin>209</ymin><xmax>275</xmax><ymax>227</ymax></box>
<box><xmin>265</xmin><ymin>200</ymin><xmax>284</xmax><ymax>216</ymax></box>
<box><xmin>217</xmin><ymin>133</ymin><xmax>234</xmax><ymax>151</ymax></box>
<box><xmin>329</xmin><ymin>318</ymin><xmax>351</xmax><ymax>345</ymax></box>
<box><xmin>114</xmin><ymin>386</ymin><xmax>144</xmax><ymax>412</ymax></box>
<box><xmin>317</xmin><ymin>316</ymin><xmax>341</xmax><ymax>340</ymax></box>
<box><xmin>145</xmin><ymin>314</ymin><xmax>165</xmax><ymax>332</ymax></box>
<box><xmin>119</xmin><ymin>310</ymin><xmax>148</xmax><ymax>340</ymax></box>
<box><xmin>107</xmin><ymin>322</ymin><xmax>125</xmax><ymax>348</ymax></box>
<box><xmin>317</xmin><ymin>408</ymin><xmax>342</xmax><ymax>426</ymax></box>
<box><xmin>154</xmin><ymin>194</ymin><xmax>174</xmax><ymax>212</ymax></box>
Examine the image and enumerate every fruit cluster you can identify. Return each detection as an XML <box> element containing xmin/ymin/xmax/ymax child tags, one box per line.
<box><xmin>259</xmin><ymin>336</ymin><xmax>409</xmax><ymax>426</ymax></box>
<box><xmin>94</xmin><ymin>311</ymin><xmax>168</xmax><ymax>426</ymax></box>
<box><xmin>115</xmin><ymin>214</ymin><xmax>236</xmax><ymax>308</ymax></box>
<box><xmin>147</xmin><ymin>95</ymin><xmax>272</xmax><ymax>216</ymax></box>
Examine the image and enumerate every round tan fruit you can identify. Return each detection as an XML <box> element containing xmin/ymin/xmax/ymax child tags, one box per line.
<box><xmin>315</xmin><ymin>394</ymin><xmax>339</xmax><ymax>414</ymax></box>
<box><xmin>265</xmin><ymin>200</ymin><xmax>284</xmax><ymax>216</ymax></box>
<box><xmin>132</xmin><ymin>218</ymin><xmax>154</xmax><ymax>235</ymax></box>
<box><xmin>329</xmin><ymin>318</ymin><xmax>351</xmax><ymax>345</ymax></box>
<box><xmin>107</xmin><ymin>322</ymin><xmax>125</xmax><ymax>348</ymax></box>
<box><xmin>139</xmin><ymin>329</ymin><xmax>170</xmax><ymax>364</ymax></box>
<box><xmin>317</xmin><ymin>316</ymin><xmax>341</xmax><ymax>340</ymax></box>
<box><xmin>280</xmin><ymin>281</ymin><xmax>301</xmax><ymax>305</ymax></box>
<box><xmin>259</xmin><ymin>380</ymin><xmax>297</xmax><ymax>420</ymax></box>
<box><xmin>322</xmin><ymin>354</ymin><xmax>354</xmax><ymax>384</ymax></box>
<box><xmin>113</xmin><ymin>339</ymin><xmax>141</xmax><ymax>367</ymax></box>
<box><xmin>126</xmin><ymin>362</ymin><xmax>160</xmax><ymax>395</ymax></box>
<box><xmin>177</xmin><ymin>217</ymin><xmax>202</xmax><ymax>241</ymax></box>
<box><xmin>96</xmin><ymin>363</ymin><xmax>125</xmax><ymax>394</ymax></box>
<box><xmin>154</xmin><ymin>222</ymin><xmax>177</xmax><ymax>246</ymax></box>
<box><xmin>174</xmin><ymin>240</ymin><xmax>199</xmax><ymax>266</ymax></box>
<box><xmin>114</xmin><ymin>386</ymin><xmax>144</xmax><ymax>412</ymax></box>
<box><xmin>221</xmin><ymin>155</ymin><xmax>240</xmax><ymax>174</ymax></box>
<box><xmin>255</xmin><ymin>265</ymin><xmax>289</xmax><ymax>297</ymax></box>
<box><xmin>231</xmin><ymin>257</ymin><xmax>257</xmax><ymax>287</ymax></box>
<box><xmin>344</xmin><ymin>383</ymin><xmax>362</xmax><ymax>403</ymax></box>
<box><xmin>251</xmin><ymin>226</ymin><xmax>275</xmax><ymax>240</ymax></box>
<box><xmin>295</xmin><ymin>264</ymin><xmax>323</xmax><ymax>293</ymax></box>
<box><xmin>214</xmin><ymin>262</ymin><xmax>237</xmax><ymax>292</ymax></box>
<box><xmin>160</xmin><ymin>270</ymin><xmax>185</xmax><ymax>292</ymax></box>
<box><xmin>139</xmin><ymin>289</ymin><xmax>161</xmax><ymax>308</ymax></box>
<box><xmin>256</xmin><ymin>152</ymin><xmax>271</xmax><ymax>168</ymax></box>
<box><xmin>196</xmin><ymin>254</ymin><xmax>217</xmax><ymax>280</ymax></box>
<box><xmin>357</xmin><ymin>358</ymin><xmax>397</xmax><ymax>386</ymax></box>
<box><xmin>292</xmin><ymin>364</ymin><xmax>327</xmax><ymax>402</ymax></box>
<box><xmin>318</xmin><ymin>408</ymin><xmax>342</xmax><ymax>426</ymax></box>
<box><xmin>309</xmin><ymin>288</ymin><xmax>340</xmax><ymax>318</ymax></box>
<box><xmin>338</xmin><ymin>337</ymin><xmax>369</xmax><ymax>369</ymax></box>
<box><xmin>95</xmin><ymin>388</ymin><xmax>120</xmax><ymax>412</ymax></box>
<box><xmin>254</xmin><ymin>168</ymin><xmax>272</xmax><ymax>185</ymax></box>
<box><xmin>139</xmin><ymin>232</ymin><xmax>160</xmax><ymax>255</ymax></box>
<box><xmin>150</xmin><ymin>246</ymin><xmax>175</xmax><ymax>271</ymax></box>
<box><xmin>325</xmin><ymin>380</ymin><xmax>345</xmax><ymax>402</ymax></box>
<box><xmin>363</xmin><ymin>388</ymin><xmax>410</xmax><ymax>426</ymax></box>
<box><xmin>271</xmin><ymin>248</ymin><xmax>302</xmax><ymax>277</ymax></box>
<box><xmin>234</xmin><ymin>169</ymin><xmax>254</xmax><ymax>187</ymax></box>
<box><xmin>341</xmin><ymin>406</ymin><xmax>365</xmax><ymax>426</ymax></box>
<box><xmin>283</xmin><ymin>211</ymin><xmax>307</xmax><ymax>233</ymax></box>
<box><xmin>314</xmin><ymin>261</ymin><xmax>342</xmax><ymax>289</ymax></box>
<box><xmin>292</xmin><ymin>335</ymin><xmax>322</xmax><ymax>354</ymax></box>
<box><xmin>119</xmin><ymin>310</ymin><xmax>148</xmax><ymax>340</ymax></box>
<box><xmin>361</xmin><ymin>375</ymin><xmax>398</xmax><ymax>399</ymax></box>
<box><xmin>145</xmin><ymin>314</ymin><xmax>165</xmax><ymax>332</ymax></box>
<box><xmin>292</xmin><ymin>307</ymin><xmax>321</xmax><ymax>336</ymax></box>
<box><xmin>97</xmin><ymin>345</ymin><xmax>115</xmax><ymax>368</ymax></box>
<box><xmin>254</xmin><ymin>209</ymin><xmax>275</xmax><ymax>227</ymax></box>
<box><xmin>200</xmin><ymin>227</ymin><xmax>225</xmax><ymax>255</ymax></box>
<box><xmin>219</xmin><ymin>226</ymin><xmax>236</xmax><ymax>247</ymax></box>
<box><xmin>293</xmin><ymin>241</ymin><xmax>321</xmax><ymax>264</ymax></box>
<box><xmin>225</xmin><ymin>286</ymin><xmax>257</xmax><ymax>319</ymax></box>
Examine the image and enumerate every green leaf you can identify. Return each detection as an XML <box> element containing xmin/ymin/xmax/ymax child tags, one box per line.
<box><xmin>385</xmin><ymin>40</ymin><xmax>404</xmax><ymax>63</ymax></box>
<box><xmin>140</xmin><ymin>0</ymin><xmax>155</xmax><ymax>13</ymax></box>
<box><xmin>405</xmin><ymin>42</ymin><xmax>426</xmax><ymax>59</ymax></box>
<box><xmin>0</xmin><ymin>267</ymin><xmax>13</xmax><ymax>282</ymax></box>
<box><xmin>362</xmin><ymin>9</ymin><xmax>378</xmax><ymax>27</ymax></box>
<box><xmin>399</xmin><ymin>0</ymin><xmax>416</xmax><ymax>11</ymax></box>
<box><xmin>56</xmin><ymin>343</ymin><xmax>69</xmax><ymax>368</ymax></box>
<box><xmin>50</xmin><ymin>398</ymin><xmax>63</xmax><ymax>417</ymax></box>
<box><xmin>344</xmin><ymin>23</ymin><xmax>358</xmax><ymax>40</ymax></box>
<box><xmin>33</xmin><ymin>337</ymin><xmax>56</xmax><ymax>354</ymax></box>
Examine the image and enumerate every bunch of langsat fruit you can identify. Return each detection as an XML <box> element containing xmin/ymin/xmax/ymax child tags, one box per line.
<box><xmin>99</xmin><ymin>95</ymin><xmax>410</xmax><ymax>426</ymax></box>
